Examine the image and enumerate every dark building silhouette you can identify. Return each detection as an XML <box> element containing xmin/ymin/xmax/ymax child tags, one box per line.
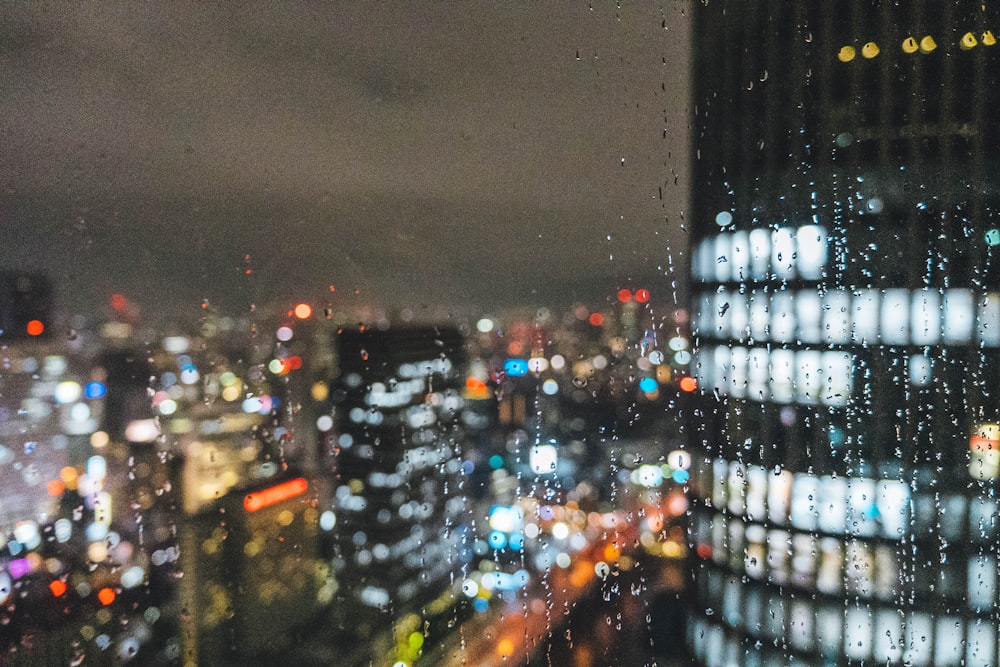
<box><xmin>687</xmin><ymin>3</ymin><xmax>1000</xmax><ymax>665</ymax></box>
<box><xmin>327</xmin><ymin>326</ymin><xmax>469</xmax><ymax>634</ymax></box>
<box><xmin>0</xmin><ymin>271</ymin><xmax>53</xmax><ymax>340</ymax></box>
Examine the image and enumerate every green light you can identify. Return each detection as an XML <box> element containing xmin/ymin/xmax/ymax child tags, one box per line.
<box><xmin>985</xmin><ymin>228</ymin><xmax>1000</xmax><ymax>247</ymax></box>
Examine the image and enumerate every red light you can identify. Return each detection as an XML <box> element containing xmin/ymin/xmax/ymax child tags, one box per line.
<box><xmin>617</xmin><ymin>289</ymin><xmax>633</xmax><ymax>303</ymax></box>
<box><xmin>696</xmin><ymin>544</ymin><xmax>712</xmax><ymax>560</ymax></box>
<box><xmin>26</xmin><ymin>320</ymin><xmax>44</xmax><ymax>336</ymax></box>
<box><xmin>294</xmin><ymin>303</ymin><xmax>312</xmax><ymax>320</ymax></box>
<box><xmin>588</xmin><ymin>313</ymin><xmax>604</xmax><ymax>326</ymax></box>
<box><xmin>288</xmin><ymin>355</ymin><xmax>303</xmax><ymax>370</ymax></box>
<box><xmin>49</xmin><ymin>580</ymin><xmax>67</xmax><ymax>597</ymax></box>
<box><xmin>679</xmin><ymin>377</ymin><xmax>698</xmax><ymax>393</ymax></box>
<box><xmin>97</xmin><ymin>587</ymin><xmax>116</xmax><ymax>606</ymax></box>
<box><xmin>110</xmin><ymin>294</ymin><xmax>127</xmax><ymax>312</ymax></box>
<box><xmin>244</xmin><ymin>477</ymin><xmax>308</xmax><ymax>513</ymax></box>
<box><xmin>635</xmin><ymin>289</ymin><xmax>650</xmax><ymax>303</ymax></box>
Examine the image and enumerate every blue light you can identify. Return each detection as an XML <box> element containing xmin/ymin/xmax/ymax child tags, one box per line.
<box><xmin>488</xmin><ymin>530</ymin><xmax>507</xmax><ymax>550</ymax></box>
<box><xmin>474</xmin><ymin>597</ymin><xmax>489</xmax><ymax>613</ymax></box>
<box><xmin>84</xmin><ymin>382</ymin><xmax>107</xmax><ymax>399</ymax></box>
<box><xmin>672</xmin><ymin>469</ymin><xmax>690</xmax><ymax>484</ymax></box>
<box><xmin>489</xmin><ymin>455</ymin><xmax>505</xmax><ymax>470</ymax></box>
<box><xmin>503</xmin><ymin>359</ymin><xmax>529</xmax><ymax>377</ymax></box>
<box><xmin>639</xmin><ymin>377</ymin><xmax>658</xmax><ymax>393</ymax></box>
<box><xmin>508</xmin><ymin>531</ymin><xmax>525</xmax><ymax>551</ymax></box>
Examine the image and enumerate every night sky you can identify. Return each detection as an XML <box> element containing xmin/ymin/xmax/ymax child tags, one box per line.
<box><xmin>1</xmin><ymin>4</ymin><xmax>691</xmax><ymax>324</ymax></box>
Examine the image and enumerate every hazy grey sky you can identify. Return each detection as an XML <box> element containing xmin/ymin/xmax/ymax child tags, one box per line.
<box><xmin>1</xmin><ymin>3</ymin><xmax>691</xmax><ymax>323</ymax></box>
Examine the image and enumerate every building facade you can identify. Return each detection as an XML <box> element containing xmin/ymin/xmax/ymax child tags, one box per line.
<box><xmin>687</xmin><ymin>2</ymin><xmax>1000</xmax><ymax>665</ymax></box>
<box><xmin>326</xmin><ymin>326</ymin><xmax>468</xmax><ymax>633</ymax></box>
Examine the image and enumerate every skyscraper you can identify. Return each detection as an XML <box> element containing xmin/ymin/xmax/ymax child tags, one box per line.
<box><xmin>687</xmin><ymin>3</ymin><xmax>1000</xmax><ymax>665</ymax></box>
<box><xmin>326</xmin><ymin>326</ymin><xmax>468</xmax><ymax>636</ymax></box>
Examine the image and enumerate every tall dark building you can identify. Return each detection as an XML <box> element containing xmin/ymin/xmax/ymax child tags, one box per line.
<box><xmin>327</xmin><ymin>326</ymin><xmax>468</xmax><ymax>634</ymax></box>
<box><xmin>687</xmin><ymin>3</ymin><xmax>1000</xmax><ymax>666</ymax></box>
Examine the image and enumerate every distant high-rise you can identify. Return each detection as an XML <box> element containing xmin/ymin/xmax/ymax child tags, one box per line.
<box><xmin>688</xmin><ymin>3</ymin><xmax>999</xmax><ymax>665</ymax></box>
<box><xmin>327</xmin><ymin>326</ymin><xmax>468</xmax><ymax>631</ymax></box>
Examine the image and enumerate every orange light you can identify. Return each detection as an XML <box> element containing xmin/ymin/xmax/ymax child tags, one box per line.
<box><xmin>110</xmin><ymin>294</ymin><xmax>127</xmax><ymax>311</ymax></box>
<box><xmin>635</xmin><ymin>288</ymin><xmax>650</xmax><ymax>303</ymax></box>
<box><xmin>47</xmin><ymin>480</ymin><xmax>65</xmax><ymax>497</ymax></box>
<box><xmin>497</xmin><ymin>638</ymin><xmax>515</xmax><ymax>658</ymax></box>
<box><xmin>244</xmin><ymin>477</ymin><xmax>308</xmax><ymax>513</ymax></box>
<box><xmin>679</xmin><ymin>376</ymin><xmax>698</xmax><ymax>393</ymax></box>
<box><xmin>617</xmin><ymin>289</ymin><xmax>633</xmax><ymax>303</ymax></box>
<box><xmin>603</xmin><ymin>543</ymin><xmax>621</xmax><ymax>562</ymax></box>
<box><xmin>588</xmin><ymin>313</ymin><xmax>604</xmax><ymax>327</ymax></box>
<box><xmin>49</xmin><ymin>580</ymin><xmax>67</xmax><ymax>597</ymax></box>
<box><xmin>26</xmin><ymin>320</ymin><xmax>44</xmax><ymax>336</ymax></box>
<box><xmin>293</xmin><ymin>303</ymin><xmax>312</xmax><ymax>320</ymax></box>
<box><xmin>97</xmin><ymin>587</ymin><xmax>116</xmax><ymax>606</ymax></box>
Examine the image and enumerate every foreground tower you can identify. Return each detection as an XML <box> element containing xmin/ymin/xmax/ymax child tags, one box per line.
<box><xmin>687</xmin><ymin>3</ymin><xmax>1000</xmax><ymax>665</ymax></box>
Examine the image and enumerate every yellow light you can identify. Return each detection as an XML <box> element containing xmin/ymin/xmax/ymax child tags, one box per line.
<box><xmin>919</xmin><ymin>35</ymin><xmax>937</xmax><ymax>53</ymax></box>
<box><xmin>902</xmin><ymin>36</ymin><xmax>919</xmax><ymax>54</ymax></box>
<box><xmin>221</xmin><ymin>385</ymin><xmax>241</xmax><ymax>402</ymax></box>
<box><xmin>90</xmin><ymin>431</ymin><xmax>110</xmax><ymax>449</ymax></box>
<box><xmin>837</xmin><ymin>45</ymin><xmax>856</xmax><ymax>62</ymax></box>
<box><xmin>961</xmin><ymin>32</ymin><xmax>978</xmax><ymax>50</ymax></box>
<box><xmin>311</xmin><ymin>381</ymin><xmax>329</xmax><ymax>402</ymax></box>
<box><xmin>861</xmin><ymin>42</ymin><xmax>879</xmax><ymax>58</ymax></box>
<box><xmin>982</xmin><ymin>31</ymin><xmax>997</xmax><ymax>46</ymax></box>
<box><xmin>277</xmin><ymin>509</ymin><xmax>295</xmax><ymax>526</ymax></box>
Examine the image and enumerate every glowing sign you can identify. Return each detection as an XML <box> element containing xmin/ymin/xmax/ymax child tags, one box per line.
<box><xmin>503</xmin><ymin>358</ymin><xmax>529</xmax><ymax>377</ymax></box>
<box><xmin>244</xmin><ymin>477</ymin><xmax>308</xmax><ymax>512</ymax></box>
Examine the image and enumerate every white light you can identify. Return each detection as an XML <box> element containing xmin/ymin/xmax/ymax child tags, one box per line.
<box><xmin>13</xmin><ymin>521</ymin><xmax>40</xmax><ymax>549</ymax></box>
<box><xmin>162</xmin><ymin>336</ymin><xmax>190</xmax><ymax>353</ymax></box>
<box><xmin>320</xmin><ymin>511</ymin><xmax>336</xmax><ymax>531</ymax></box>
<box><xmin>276</xmin><ymin>326</ymin><xmax>294</xmax><ymax>342</ymax></box>
<box><xmin>771</xmin><ymin>227</ymin><xmax>796</xmax><ymax>279</ymax></box>
<box><xmin>541</xmin><ymin>379</ymin><xmax>559</xmax><ymax>395</ymax></box>
<box><xmin>551</xmin><ymin>522</ymin><xmax>570</xmax><ymax>540</ymax></box>
<box><xmin>54</xmin><ymin>519</ymin><xmax>73</xmax><ymax>543</ymax></box>
<box><xmin>158</xmin><ymin>399</ymin><xmax>178</xmax><ymax>416</ymax></box>
<box><xmin>715</xmin><ymin>211</ymin><xmax>733</xmax><ymax>226</ymax></box>
<box><xmin>527</xmin><ymin>357</ymin><xmax>548</xmax><ymax>373</ymax></box>
<box><xmin>54</xmin><ymin>381</ymin><xmax>82</xmax><ymax>404</ymax></box>
<box><xmin>476</xmin><ymin>318</ymin><xmax>495</xmax><ymax>333</ymax></box>
<box><xmin>121</xmin><ymin>566</ymin><xmax>145</xmax><ymax>589</ymax></box>
<box><xmin>648</xmin><ymin>350</ymin><xmax>665</xmax><ymax>365</ymax></box>
<box><xmin>180</xmin><ymin>368</ymin><xmax>200</xmax><ymax>385</ymax></box>
<box><xmin>668</xmin><ymin>449</ymin><xmax>692</xmax><ymax>471</ymax></box>
<box><xmin>550</xmin><ymin>354</ymin><xmax>566</xmax><ymax>370</ymax></box>
<box><xmin>796</xmin><ymin>225</ymin><xmax>828</xmax><ymax>280</ymax></box>
<box><xmin>70</xmin><ymin>403</ymin><xmax>91</xmax><ymax>422</ymax></box>
<box><xmin>316</xmin><ymin>415</ymin><xmax>334</xmax><ymax>431</ymax></box>
<box><xmin>125</xmin><ymin>418</ymin><xmax>160</xmax><ymax>443</ymax></box>
<box><xmin>242</xmin><ymin>397</ymin><xmax>263</xmax><ymax>413</ymax></box>
<box><xmin>530</xmin><ymin>444</ymin><xmax>558</xmax><ymax>475</ymax></box>
<box><xmin>556</xmin><ymin>552</ymin><xmax>571</xmax><ymax>568</ymax></box>
<box><xmin>87</xmin><ymin>455</ymin><xmax>107</xmax><ymax>481</ymax></box>
<box><xmin>461</xmin><ymin>579</ymin><xmax>479</xmax><ymax>597</ymax></box>
<box><xmin>592</xmin><ymin>355</ymin><xmax>608</xmax><ymax>370</ymax></box>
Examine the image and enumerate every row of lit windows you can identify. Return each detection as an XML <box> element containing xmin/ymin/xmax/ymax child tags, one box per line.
<box><xmin>693</xmin><ymin>225</ymin><xmax>828</xmax><ymax>283</ymax></box>
<box><xmin>836</xmin><ymin>31</ymin><xmax>997</xmax><ymax>63</ymax></box>
<box><xmin>692</xmin><ymin>345</ymin><xmax>854</xmax><ymax>406</ymax></box>
<box><xmin>692</xmin><ymin>459</ymin><xmax>1000</xmax><ymax>543</ymax></box>
<box><xmin>691</xmin><ymin>578</ymin><xmax>999</xmax><ymax>667</ymax></box>
<box><xmin>693</xmin><ymin>509</ymin><xmax>999</xmax><ymax>609</ymax></box>
<box><xmin>693</xmin><ymin>288</ymin><xmax>1000</xmax><ymax>347</ymax></box>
